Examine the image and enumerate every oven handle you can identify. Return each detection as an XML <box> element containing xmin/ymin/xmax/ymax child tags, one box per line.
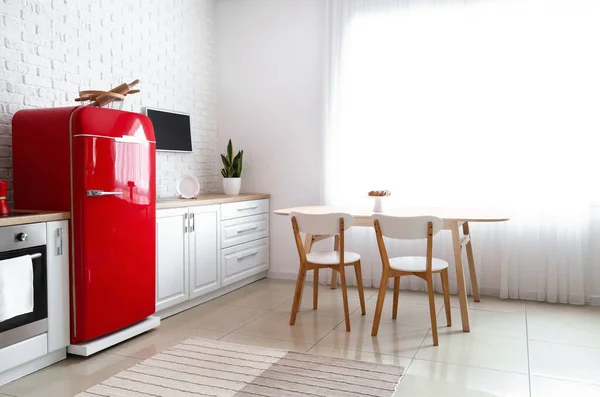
<box><xmin>30</xmin><ymin>253</ymin><xmax>42</xmax><ymax>259</ymax></box>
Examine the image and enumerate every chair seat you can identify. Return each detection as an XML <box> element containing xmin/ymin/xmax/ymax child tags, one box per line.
<box><xmin>389</xmin><ymin>256</ymin><xmax>449</xmax><ymax>272</ymax></box>
<box><xmin>306</xmin><ymin>251</ymin><xmax>361</xmax><ymax>265</ymax></box>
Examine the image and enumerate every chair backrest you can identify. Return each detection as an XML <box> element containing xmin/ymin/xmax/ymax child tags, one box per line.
<box><xmin>290</xmin><ymin>211</ymin><xmax>354</xmax><ymax>236</ymax></box>
<box><xmin>372</xmin><ymin>214</ymin><xmax>443</xmax><ymax>240</ymax></box>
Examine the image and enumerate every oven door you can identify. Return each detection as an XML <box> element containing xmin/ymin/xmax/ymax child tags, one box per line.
<box><xmin>0</xmin><ymin>245</ymin><xmax>48</xmax><ymax>350</ymax></box>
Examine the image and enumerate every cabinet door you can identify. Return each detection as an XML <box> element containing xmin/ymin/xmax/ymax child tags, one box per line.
<box><xmin>221</xmin><ymin>237</ymin><xmax>269</xmax><ymax>287</ymax></box>
<box><xmin>189</xmin><ymin>205</ymin><xmax>220</xmax><ymax>299</ymax></box>
<box><xmin>156</xmin><ymin>208</ymin><xmax>189</xmax><ymax>312</ymax></box>
<box><xmin>46</xmin><ymin>220</ymin><xmax>70</xmax><ymax>352</ymax></box>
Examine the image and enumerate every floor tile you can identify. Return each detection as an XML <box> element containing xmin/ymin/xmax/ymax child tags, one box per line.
<box><xmin>526</xmin><ymin>302</ymin><xmax>600</xmax><ymax>348</ymax></box>
<box><xmin>308</xmin><ymin>345</ymin><xmax>412</xmax><ymax>367</ymax></box>
<box><xmin>161</xmin><ymin>303</ymin><xmax>268</xmax><ymax>332</ymax></box>
<box><xmin>104</xmin><ymin>325</ymin><xmax>226</xmax><ymax>359</ymax></box>
<box><xmin>442</xmin><ymin>307</ymin><xmax>526</xmax><ymax>339</ymax></box>
<box><xmin>352</xmin><ymin>301</ymin><xmax>443</xmax><ymax>329</ymax></box>
<box><xmin>530</xmin><ymin>375</ymin><xmax>600</xmax><ymax>397</ymax></box>
<box><xmin>369</xmin><ymin>289</ymin><xmax>446</xmax><ymax>306</ymax></box>
<box><xmin>209</xmin><ymin>288</ymin><xmax>291</xmax><ymax>310</ymax></box>
<box><xmin>529</xmin><ymin>340</ymin><xmax>600</xmax><ymax>385</ymax></box>
<box><xmin>415</xmin><ymin>330</ymin><xmax>529</xmax><ymax>374</ymax></box>
<box><xmin>395</xmin><ymin>359</ymin><xmax>530</xmax><ymax>397</ymax></box>
<box><xmin>239</xmin><ymin>278</ymin><xmax>299</xmax><ymax>294</ymax></box>
<box><xmin>451</xmin><ymin>295</ymin><xmax>526</xmax><ymax>313</ymax></box>
<box><xmin>316</xmin><ymin>320</ymin><xmax>429</xmax><ymax>359</ymax></box>
<box><xmin>313</xmin><ymin>284</ymin><xmax>379</xmax><ymax>300</ymax></box>
<box><xmin>218</xmin><ymin>333</ymin><xmax>313</xmax><ymax>353</ymax></box>
<box><xmin>273</xmin><ymin>292</ymin><xmax>362</xmax><ymax>319</ymax></box>
<box><xmin>231</xmin><ymin>310</ymin><xmax>343</xmax><ymax>344</ymax></box>
<box><xmin>0</xmin><ymin>353</ymin><xmax>140</xmax><ymax>397</ymax></box>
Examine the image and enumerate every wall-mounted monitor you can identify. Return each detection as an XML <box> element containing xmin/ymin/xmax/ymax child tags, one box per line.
<box><xmin>144</xmin><ymin>107</ymin><xmax>192</xmax><ymax>152</ymax></box>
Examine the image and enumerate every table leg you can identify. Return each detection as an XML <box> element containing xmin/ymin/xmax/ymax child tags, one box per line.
<box><xmin>330</xmin><ymin>235</ymin><xmax>340</xmax><ymax>289</ymax></box>
<box><xmin>462</xmin><ymin>221</ymin><xmax>480</xmax><ymax>302</ymax></box>
<box><xmin>451</xmin><ymin>222</ymin><xmax>471</xmax><ymax>332</ymax></box>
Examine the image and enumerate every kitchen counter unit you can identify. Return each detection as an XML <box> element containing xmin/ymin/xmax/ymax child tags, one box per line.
<box><xmin>0</xmin><ymin>211</ymin><xmax>70</xmax><ymax>227</ymax></box>
<box><xmin>157</xmin><ymin>193</ymin><xmax>270</xmax><ymax>209</ymax></box>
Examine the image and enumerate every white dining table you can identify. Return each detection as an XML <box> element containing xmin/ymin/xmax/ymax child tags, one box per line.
<box><xmin>274</xmin><ymin>205</ymin><xmax>510</xmax><ymax>332</ymax></box>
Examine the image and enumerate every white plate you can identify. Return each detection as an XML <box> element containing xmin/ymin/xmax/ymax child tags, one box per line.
<box><xmin>176</xmin><ymin>175</ymin><xmax>200</xmax><ymax>199</ymax></box>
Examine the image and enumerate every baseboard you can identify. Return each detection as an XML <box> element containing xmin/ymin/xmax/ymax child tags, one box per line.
<box><xmin>156</xmin><ymin>271</ymin><xmax>268</xmax><ymax>319</ymax></box>
<box><xmin>0</xmin><ymin>348</ymin><xmax>66</xmax><ymax>387</ymax></box>
<box><xmin>589</xmin><ymin>295</ymin><xmax>600</xmax><ymax>306</ymax></box>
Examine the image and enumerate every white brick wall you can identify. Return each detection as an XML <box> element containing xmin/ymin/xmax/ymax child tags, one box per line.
<box><xmin>0</xmin><ymin>0</ymin><xmax>219</xmax><ymax>200</ymax></box>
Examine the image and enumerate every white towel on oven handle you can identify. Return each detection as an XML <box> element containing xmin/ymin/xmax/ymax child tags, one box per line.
<box><xmin>0</xmin><ymin>255</ymin><xmax>34</xmax><ymax>322</ymax></box>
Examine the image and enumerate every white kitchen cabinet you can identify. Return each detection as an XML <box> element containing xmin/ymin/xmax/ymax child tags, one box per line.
<box><xmin>188</xmin><ymin>205</ymin><xmax>220</xmax><ymax>299</ymax></box>
<box><xmin>221</xmin><ymin>237</ymin><xmax>269</xmax><ymax>287</ymax></box>
<box><xmin>45</xmin><ymin>220</ymin><xmax>70</xmax><ymax>353</ymax></box>
<box><xmin>221</xmin><ymin>213</ymin><xmax>269</xmax><ymax>249</ymax></box>
<box><xmin>155</xmin><ymin>197</ymin><xmax>270</xmax><ymax>316</ymax></box>
<box><xmin>155</xmin><ymin>208</ymin><xmax>189</xmax><ymax>312</ymax></box>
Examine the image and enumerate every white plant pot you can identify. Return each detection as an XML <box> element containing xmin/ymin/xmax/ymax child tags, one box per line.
<box><xmin>223</xmin><ymin>177</ymin><xmax>241</xmax><ymax>195</ymax></box>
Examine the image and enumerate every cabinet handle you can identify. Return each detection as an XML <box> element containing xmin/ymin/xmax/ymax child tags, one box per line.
<box><xmin>184</xmin><ymin>213</ymin><xmax>188</xmax><ymax>234</ymax></box>
<box><xmin>237</xmin><ymin>206</ymin><xmax>258</xmax><ymax>211</ymax></box>
<box><xmin>56</xmin><ymin>227</ymin><xmax>63</xmax><ymax>256</ymax></box>
<box><xmin>237</xmin><ymin>251</ymin><xmax>258</xmax><ymax>261</ymax></box>
<box><xmin>237</xmin><ymin>226</ymin><xmax>258</xmax><ymax>234</ymax></box>
<box><xmin>191</xmin><ymin>213</ymin><xmax>195</xmax><ymax>232</ymax></box>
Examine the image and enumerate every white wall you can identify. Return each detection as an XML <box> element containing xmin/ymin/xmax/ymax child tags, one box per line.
<box><xmin>216</xmin><ymin>0</ymin><xmax>326</xmax><ymax>276</ymax></box>
<box><xmin>0</xmin><ymin>0</ymin><xmax>219</xmax><ymax>199</ymax></box>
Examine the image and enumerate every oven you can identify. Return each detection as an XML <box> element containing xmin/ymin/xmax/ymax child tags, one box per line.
<box><xmin>0</xmin><ymin>223</ymin><xmax>47</xmax><ymax>350</ymax></box>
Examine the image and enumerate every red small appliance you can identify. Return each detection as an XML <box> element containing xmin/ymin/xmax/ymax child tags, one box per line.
<box><xmin>0</xmin><ymin>180</ymin><xmax>10</xmax><ymax>215</ymax></box>
<box><xmin>11</xmin><ymin>106</ymin><xmax>156</xmax><ymax>345</ymax></box>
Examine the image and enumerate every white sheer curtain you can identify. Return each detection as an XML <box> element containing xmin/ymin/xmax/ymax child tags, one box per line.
<box><xmin>321</xmin><ymin>0</ymin><xmax>600</xmax><ymax>304</ymax></box>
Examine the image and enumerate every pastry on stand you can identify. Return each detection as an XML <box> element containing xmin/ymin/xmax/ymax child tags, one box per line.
<box><xmin>368</xmin><ymin>190</ymin><xmax>391</xmax><ymax>212</ymax></box>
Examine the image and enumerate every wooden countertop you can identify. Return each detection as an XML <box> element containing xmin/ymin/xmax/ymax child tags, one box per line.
<box><xmin>157</xmin><ymin>193</ymin><xmax>270</xmax><ymax>209</ymax></box>
<box><xmin>0</xmin><ymin>211</ymin><xmax>71</xmax><ymax>227</ymax></box>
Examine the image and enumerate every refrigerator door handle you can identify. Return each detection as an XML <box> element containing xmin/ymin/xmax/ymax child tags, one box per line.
<box><xmin>86</xmin><ymin>190</ymin><xmax>123</xmax><ymax>197</ymax></box>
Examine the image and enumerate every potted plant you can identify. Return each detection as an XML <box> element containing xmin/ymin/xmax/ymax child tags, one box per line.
<box><xmin>221</xmin><ymin>139</ymin><xmax>243</xmax><ymax>195</ymax></box>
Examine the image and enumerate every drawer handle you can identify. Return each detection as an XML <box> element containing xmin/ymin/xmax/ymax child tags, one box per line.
<box><xmin>237</xmin><ymin>251</ymin><xmax>258</xmax><ymax>261</ymax></box>
<box><xmin>237</xmin><ymin>226</ymin><xmax>258</xmax><ymax>234</ymax></box>
<box><xmin>237</xmin><ymin>206</ymin><xmax>258</xmax><ymax>211</ymax></box>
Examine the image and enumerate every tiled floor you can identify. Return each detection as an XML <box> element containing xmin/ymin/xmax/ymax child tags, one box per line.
<box><xmin>1</xmin><ymin>278</ymin><xmax>600</xmax><ymax>396</ymax></box>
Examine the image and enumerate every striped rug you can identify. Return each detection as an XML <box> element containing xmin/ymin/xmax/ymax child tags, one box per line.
<box><xmin>76</xmin><ymin>337</ymin><xmax>404</xmax><ymax>396</ymax></box>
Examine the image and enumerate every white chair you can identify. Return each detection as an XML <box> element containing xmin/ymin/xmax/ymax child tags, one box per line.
<box><xmin>289</xmin><ymin>211</ymin><xmax>366</xmax><ymax>331</ymax></box>
<box><xmin>371</xmin><ymin>214</ymin><xmax>451</xmax><ymax>346</ymax></box>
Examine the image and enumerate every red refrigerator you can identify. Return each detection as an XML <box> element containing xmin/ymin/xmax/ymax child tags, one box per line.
<box><xmin>12</xmin><ymin>106</ymin><xmax>156</xmax><ymax>345</ymax></box>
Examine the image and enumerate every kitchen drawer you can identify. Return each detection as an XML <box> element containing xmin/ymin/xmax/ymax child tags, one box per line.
<box><xmin>221</xmin><ymin>199</ymin><xmax>269</xmax><ymax>221</ymax></box>
<box><xmin>0</xmin><ymin>334</ymin><xmax>48</xmax><ymax>373</ymax></box>
<box><xmin>221</xmin><ymin>238</ymin><xmax>269</xmax><ymax>287</ymax></box>
<box><xmin>221</xmin><ymin>214</ymin><xmax>269</xmax><ymax>249</ymax></box>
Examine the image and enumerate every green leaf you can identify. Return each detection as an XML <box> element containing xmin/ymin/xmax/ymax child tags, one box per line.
<box><xmin>227</xmin><ymin>139</ymin><xmax>233</xmax><ymax>162</ymax></box>
<box><xmin>221</xmin><ymin>154</ymin><xmax>231</xmax><ymax>169</ymax></box>
<box><xmin>221</xmin><ymin>169</ymin><xmax>227</xmax><ymax>178</ymax></box>
<box><xmin>232</xmin><ymin>151</ymin><xmax>242</xmax><ymax>167</ymax></box>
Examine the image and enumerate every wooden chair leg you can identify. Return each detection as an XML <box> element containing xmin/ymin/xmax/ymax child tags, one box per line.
<box><xmin>290</xmin><ymin>266</ymin><xmax>307</xmax><ymax>325</ymax></box>
<box><xmin>339</xmin><ymin>265</ymin><xmax>351</xmax><ymax>332</ymax></box>
<box><xmin>426</xmin><ymin>275</ymin><xmax>439</xmax><ymax>346</ymax></box>
<box><xmin>441</xmin><ymin>269</ymin><xmax>452</xmax><ymax>327</ymax></box>
<box><xmin>392</xmin><ymin>276</ymin><xmax>400</xmax><ymax>320</ymax></box>
<box><xmin>371</xmin><ymin>272</ymin><xmax>389</xmax><ymax>336</ymax></box>
<box><xmin>331</xmin><ymin>235</ymin><xmax>340</xmax><ymax>289</ymax></box>
<box><xmin>313</xmin><ymin>267</ymin><xmax>319</xmax><ymax>310</ymax></box>
<box><xmin>354</xmin><ymin>261</ymin><xmax>366</xmax><ymax>315</ymax></box>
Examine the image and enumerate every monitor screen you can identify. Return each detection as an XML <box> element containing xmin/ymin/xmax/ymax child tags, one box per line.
<box><xmin>145</xmin><ymin>108</ymin><xmax>192</xmax><ymax>152</ymax></box>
